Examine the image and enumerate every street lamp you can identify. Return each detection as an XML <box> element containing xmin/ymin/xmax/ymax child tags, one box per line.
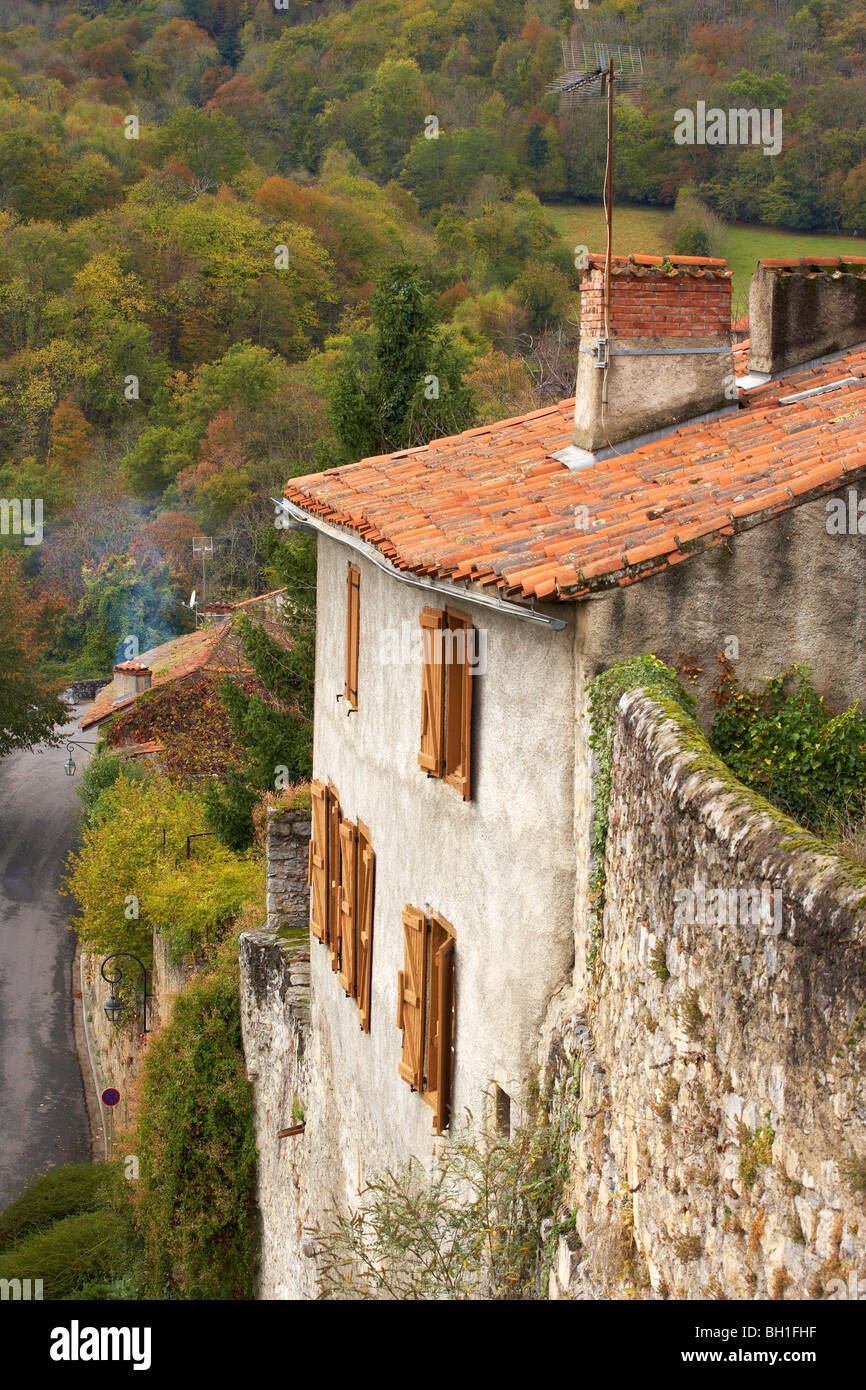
<box><xmin>100</xmin><ymin>953</ymin><xmax>150</xmax><ymax>1034</ymax></box>
<box><xmin>62</xmin><ymin>738</ymin><xmax>98</xmax><ymax>778</ymax></box>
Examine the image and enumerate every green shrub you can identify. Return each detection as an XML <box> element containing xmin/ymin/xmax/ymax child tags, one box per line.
<box><xmin>0</xmin><ymin>1210</ymin><xmax>127</xmax><ymax>1299</ymax></box>
<box><xmin>0</xmin><ymin>1163</ymin><xmax>111</xmax><ymax>1250</ymax></box>
<box><xmin>76</xmin><ymin>750</ymin><xmax>151</xmax><ymax>827</ymax></box>
<box><xmin>131</xmin><ymin>930</ymin><xmax>258</xmax><ymax>1299</ymax></box>
<box><xmin>314</xmin><ymin>1090</ymin><xmax>575</xmax><ymax>1301</ymax></box>
<box><xmin>65</xmin><ymin>772</ymin><xmax>264</xmax><ymax>966</ymax></box>
<box><xmin>710</xmin><ymin>663</ymin><xmax>866</xmax><ymax>833</ymax></box>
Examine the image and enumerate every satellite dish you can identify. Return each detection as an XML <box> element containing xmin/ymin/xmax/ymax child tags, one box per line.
<box><xmin>189</xmin><ymin>589</ymin><xmax>197</xmax><ymax>608</ymax></box>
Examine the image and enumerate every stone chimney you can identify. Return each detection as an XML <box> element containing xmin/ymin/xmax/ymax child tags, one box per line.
<box><xmin>113</xmin><ymin>661</ymin><xmax>152</xmax><ymax>699</ymax></box>
<box><xmin>748</xmin><ymin>257</ymin><xmax>866</xmax><ymax>375</ymax></box>
<box><xmin>572</xmin><ymin>254</ymin><xmax>734</xmax><ymax>452</ymax></box>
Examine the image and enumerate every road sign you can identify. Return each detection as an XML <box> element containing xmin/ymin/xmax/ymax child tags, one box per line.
<box><xmin>102</xmin><ymin>1087</ymin><xmax>120</xmax><ymax>1107</ymax></box>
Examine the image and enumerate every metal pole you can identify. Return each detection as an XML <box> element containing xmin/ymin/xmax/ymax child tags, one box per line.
<box><xmin>605</xmin><ymin>57</ymin><xmax>614</xmax><ymax>329</ymax></box>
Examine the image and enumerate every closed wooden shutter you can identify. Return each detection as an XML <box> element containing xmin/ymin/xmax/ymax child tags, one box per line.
<box><xmin>444</xmin><ymin>607</ymin><xmax>473</xmax><ymax>800</ymax></box>
<box><xmin>309</xmin><ymin>780</ymin><xmax>328</xmax><ymax>941</ymax></box>
<box><xmin>327</xmin><ymin>781</ymin><xmax>341</xmax><ymax>971</ymax></box>
<box><xmin>338</xmin><ymin>819</ymin><xmax>358</xmax><ymax>996</ymax></box>
<box><xmin>356</xmin><ymin>821</ymin><xmax>375</xmax><ymax>1032</ymax></box>
<box><xmin>397</xmin><ymin>906</ymin><xmax>427</xmax><ymax>1091</ymax></box>
<box><xmin>425</xmin><ymin>915</ymin><xmax>456</xmax><ymax>1133</ymax></box>
<box><xmin>418</xmin><ymin>607</ymin><xmax>445</xmax><ymax>775</ymax></box>
<box><xmin>345</xmin><ymin>562</ymin><xmax>360</xmax><ymax>709</ymax></box>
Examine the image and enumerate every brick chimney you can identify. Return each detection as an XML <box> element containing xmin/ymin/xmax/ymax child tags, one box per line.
<box><xmin>748</xmin><ymin>258</ymin><xmax>866</xmax><ymax>375</ymax></box>
<box><xmin>113</xmin><ymin>661</ymin><xmax>152</xmax><ymax>699</ymax></box>
<box><xmin>572</xmin><ymin>254</ymin><xmax>734</xmax><ymax>452</ymax></box>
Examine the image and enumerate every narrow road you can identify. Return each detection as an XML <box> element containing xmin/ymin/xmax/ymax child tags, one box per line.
<box><xmin>0</xmin><ymin>705</ymin><xmax>92</xmax><ymax>1210</ymax></box>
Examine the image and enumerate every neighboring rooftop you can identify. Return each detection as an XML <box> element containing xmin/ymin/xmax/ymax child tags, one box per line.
<box><xmin>80</xmin><ymin>590</ymin><xmax>285</xmax><ymax>730</ymax></box>
<box><xmin>284</xmin><ymin>346</ymin><xmax>866</xmax><ymax>603</ymax></box>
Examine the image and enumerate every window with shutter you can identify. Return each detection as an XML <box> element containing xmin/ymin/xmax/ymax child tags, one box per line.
<box><xmin>397</xmin><ymin>906</ymin><xmax>427</xmax><ymax>1091</ymax></box>
<box><xmin>424</xmin><ymin>914</ymin><xmax>456</xmax><ymax>1135</ymax></box>
<box><xmin>337</xmin><ymin>819</ymin><xmax>358</xmax><ymax>996</ymax></box>
<box><xmin>309</xmin><ymin>780</ymin><xmax>328</xmax><ymax>942</ymax></box>
<box><xmin>443</xmin><ymin>607</ymin><xmax>473</xmax><ymax>801</ymax></box>
<box><xmin>327</xmin><ymin>780</ymin><xmax>341</xmax><ymax>972</ymax></box>
<box><xmin>345</xmin><ymin>562</ymin><xmax>360</xmax><ymax>709</ymax></box>
<box><xmin>355</xmin><ymin>822</ymin><xmax>375</xmax><ymax>1032</ymax></box>
<box><xmin>418</xmin><ymin>607</ymin><xmax>445</xmax><ymax>776</ymax></box>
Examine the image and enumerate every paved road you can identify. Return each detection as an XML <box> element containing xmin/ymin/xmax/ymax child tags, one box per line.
<box><xmin>0</xmin><ymin>706</ymin><xmax>92</xmax><ymax>1210</ymax></box>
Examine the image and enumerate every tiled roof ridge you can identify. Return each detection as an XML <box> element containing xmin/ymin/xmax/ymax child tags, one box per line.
<box><xmin>759</xmin><ymin>256</ymin><xmax>866</xmax><ymax>274</ymax></box>
<box><xmin>585</xmin><ymin>251</ymin><xmax>732</xmax><ymax>280</ymax></box>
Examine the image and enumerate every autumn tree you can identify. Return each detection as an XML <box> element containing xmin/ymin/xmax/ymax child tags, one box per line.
<box><xmin>49</xmin><ymin>398</ymin><xmax>92</xmax><ymax>471</ymax></box>
<box><xmin>0</xmin><ymin>553</ymin><xmax>67</xmax><ymax>755</ymax></box>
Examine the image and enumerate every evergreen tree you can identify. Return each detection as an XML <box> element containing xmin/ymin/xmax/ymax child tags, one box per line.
<box><xmin>204</xmin><ymin>529</ymin><xmax>315</xmax><ymax>850</ymax></box>
<box><xmin>327</xmin><ymin>261</ymin><xmax>477</xmax><ymax>465</ymax></box>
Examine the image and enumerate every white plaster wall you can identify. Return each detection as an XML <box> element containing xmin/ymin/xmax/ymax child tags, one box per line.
<box><xmin>307</xmin><ymin>536</ymin><xmax>576</xmax><ymax>1195</ymax></box>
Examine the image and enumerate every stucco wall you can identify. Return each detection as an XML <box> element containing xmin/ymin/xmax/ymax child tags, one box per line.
<box><xmin>578</xmin><ymin>484</ymin><xmax>866</xmax><ymax>726</ymax></box>
<box><xmin>305</xmin><ymin>535</ymin><xmax>577</xmax><ymax>1204</ymax></box>
<box><xmin>547</xmin><ymin>689</ymin><xmax>866</xmax><ymax>1299</ymax></box>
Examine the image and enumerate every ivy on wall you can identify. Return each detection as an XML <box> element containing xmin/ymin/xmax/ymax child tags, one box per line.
<box><xmin>585</xmin><ymin>656</ymin><xmax>696</xmax><ymax>971</ymax></box>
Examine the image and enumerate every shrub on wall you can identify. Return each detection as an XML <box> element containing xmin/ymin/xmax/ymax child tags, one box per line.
<box><xmin>710</xmin><ymin>661</ymin><xmax>866</xmax><ymax>833</ymax></box>
<box><xmin>130</xmin><ymin>928</ymin><xmax>259</xmax><ymax>1299</ymax></box>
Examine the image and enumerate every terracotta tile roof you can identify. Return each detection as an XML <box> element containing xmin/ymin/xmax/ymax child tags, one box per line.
<box><xmin>284</xmin><ymin>347</ymin><xmax>866</xmax><ymax>604</ymax></box>
<box><xmin>733</xmin><ymin>336</ymin><xmax>750</xmax><ymax>373</ymax></box>
<box><xmin>80</xmin><ymin>590</ymin><xmax>286</xmax><ymax>729</ymax></box>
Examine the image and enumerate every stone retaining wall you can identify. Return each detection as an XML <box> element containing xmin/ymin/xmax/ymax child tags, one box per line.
<box><xmin>547</xmin><ymin>689</ymin><xmax>866</xmax><ymax>1300</ymax></box>
<box><xmin>239</xmin><ymin>810</ymin><xmax>315</xmax><ymax>1299</ymax></box>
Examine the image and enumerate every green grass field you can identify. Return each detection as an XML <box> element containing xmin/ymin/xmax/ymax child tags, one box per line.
<box><xmin>545</xmin><ymin>203</ymin><xmax>866</xmax><ymax>317</ymax></box>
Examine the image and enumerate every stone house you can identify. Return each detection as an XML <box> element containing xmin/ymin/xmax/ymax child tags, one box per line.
<box><xmin>259</xmin><ymin>253</ymin><xmax>866</xmax><ymax>1296</ymax></box>
<box><xmin>79</xmin><ymin>590</ymin><xmax>287</xmax><ymax>775</ymax></box>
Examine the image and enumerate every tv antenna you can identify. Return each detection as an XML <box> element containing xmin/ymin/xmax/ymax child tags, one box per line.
<box><xmin>549</xmin><ymin>42</ymin><xmax>644</xmax><ymax>340</ymax></box>
<box><xmin>191</xmin><ymin>537</ymin><xmax>213</xmax><ymax>623</ymax></box>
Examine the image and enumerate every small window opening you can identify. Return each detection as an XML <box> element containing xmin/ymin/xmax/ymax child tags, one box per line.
<box><xmin>494</xmin><ymin>1085</ymin><xmax>511</xmax><ymax>1139</ymax></box>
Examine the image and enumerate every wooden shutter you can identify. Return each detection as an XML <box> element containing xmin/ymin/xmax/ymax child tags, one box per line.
<box><xmin>327</xmin><ymin>781</ymin><xmax>341</xmax><ymax>971</ymax></box>
<box><xmin>356</xmin><ymin>821</ymin><xmax>375</xmax><ymax>1032</ymax></box>
<box><xmin>337</xmin><ymin>819</ymin><xmax>358</xmax><ymax>996</ymax></box>
<box><xmin>418</xmin><ymin>608</ymin><xmax>445</xmax><ymax>775</ymax></box>
<box><xmin>397</xmin><ymin>906</ymin><xmax>427</xmax><ymax>1091</ymax></box>
<box><xmin>425</xmin><ymin>915</ymin><xmax>456</xmax><ymax>1133</ymax></box>
<box><xmin>309</xmin><ymin>780</ymin><xmax>328</xmax><ymax>942</ymax></box>
<box><xmin>444</xmin><ymin>607</ymin><xmax>473</xmax><ymax>800</ymax></box>
<box><xmin>345</xmin><ymin>562</ymin><xmax>360</xmax><ymax>709</ymax></box>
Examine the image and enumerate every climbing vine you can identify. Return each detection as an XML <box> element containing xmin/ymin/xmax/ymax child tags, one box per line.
<box><xmin>585</xmin><ymin>656</ymin><xmax>696</xmax><ymax>970</ymax></box>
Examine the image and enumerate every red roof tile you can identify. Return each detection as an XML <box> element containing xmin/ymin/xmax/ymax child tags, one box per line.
<box><xmin>284</xmin><ymin>349</ymin><xmax>866</xmax><ymax>603</ymax></box>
